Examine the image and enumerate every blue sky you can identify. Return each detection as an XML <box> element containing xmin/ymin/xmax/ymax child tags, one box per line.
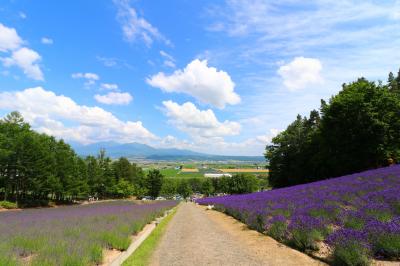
<box><xmin>0</xmin><ymin>0</ymin><xmax>399</xmax><ymax>155</ymax></box>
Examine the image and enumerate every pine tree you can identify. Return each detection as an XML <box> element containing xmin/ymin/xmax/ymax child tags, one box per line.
<box><xmin>388</xmin><ymin>72</ymin><xmax>397</xmax><ymax>93</ymax></box>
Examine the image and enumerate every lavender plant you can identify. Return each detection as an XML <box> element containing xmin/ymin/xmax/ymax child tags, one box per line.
<box><xmin>0</xmin><ymin>200</ymin><xmax>177</xmax><ymax>265</ymax></box>
<box><xmin>197</xmin><ymin>165</ymin><xmax>400</xmax><ymax>264</ymax></box>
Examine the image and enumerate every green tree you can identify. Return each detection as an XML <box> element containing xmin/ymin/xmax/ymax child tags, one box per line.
<box><xmin>266</xmin><ymin>74</ymin><xmax>400</xmax><ymax>188</ymax></box>
<box><xmin>388</xmin><ymin>72</ymin><xmax>398</xmax><ymax>93</ymax></box>
<box><xmin>177</xmin><ymin>179</ymin><xmax>192</xmax><ymax>199</ymax></box>
<box><xmin>160</xmin><ymin>178</ymin><xmax>177</xmax><ymax>197</ymax></box>
<box><xmin>226</xmin><ymin>174</ymin><xmax>259</xmax><ymax>194</ymax></box>
<box><xmin>146</xmin><ymin>169</ymin><xmax>164</xmax><ymax>199</ymax></box>
<box><xmin>201</xmin><ymin>178</ymin><xmax>214</xmax><ymax>196</ymax></box>
<box><xmin>113</xmin><ymin>179</ymin><xmax>134</xmax><ymax>198</ymax></box>
<box><xmin>112</xmin><ymin>157</ymin><xmax>132</xmax><ymax>182</ymax></box>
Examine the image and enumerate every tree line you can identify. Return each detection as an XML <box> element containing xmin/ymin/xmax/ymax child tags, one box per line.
<box><xmin>266</xmin><ymin>68</ymin><xmax>400</xmax><ymax>187</ymax></box>
<box><xmin>158</xmin><ymin>173</ymin><xmax>266</xmax><ymax>199</ymax></box>
<box><xmin>0</xmin><ymin>111</ymin><xmax>264</xmax><ymax>206</ymax></box>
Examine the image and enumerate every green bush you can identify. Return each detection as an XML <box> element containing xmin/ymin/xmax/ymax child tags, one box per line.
<box><xmin>344</xmin><ymin>217</ymin><xmax>365</xmax><ymax>230</ymax></box>
<box><xmin>333</xmin><ymin>241</ymin><xmax>370</xmax><ymax>266</ymax></box>
<box><xmin>267</xmin><ymin>221</ymin><xmax>287</xmax><ymax>241</ymax></box>
<box><xmin>101</xmin><ymin>231</ymin><xmax>131</xmax><ymax>250</ymax></box>
<box><xmin>373</xmin><ymin>234</ymin><xmax>400</xmax><ymax>259</ymax></box>
<box><xmin>89</xmin><ymin>244</ymin><xmax>103</xmax><ymax>264</ymax></box>
<box><xmin>366</xmin><ymin>209</ymin><xmax>392</xmax><ymax>222</ymax></box>
<box><xmin>0</xmin><ymin>201</ymin><xmax>17</xmax><ymax>209</ymax></box>
<box><xmin>0</xmin><ymin>254</ymin><xmax>17</xmax><ymax>266</ymax></box>
<box><xmin>290</xmin><ymin>229</ymin><xmax>323</xmax><ymax>251</ymax></box>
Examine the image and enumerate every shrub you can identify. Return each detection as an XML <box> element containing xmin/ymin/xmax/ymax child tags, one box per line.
<box><xmin>366</xmin><ymin>209</ymin><xmax>392</xmax><ymax>222</ymax></box>
<box><xmin>0</xmin><ymin>254</ymin><xmax>17</xmax><ymax>266</ymax></box>
<box><xmin>89</xmin><ymin>244</ymin><xmax>103</xmax><ymax>264</ymax></box>
<box><xmin>101</xmin><ymin>231</ymin><xmax>131</xmax><ymax>250</ymax></box>
<box><xmin>309</xmin><ymin>208</ymin><xmax>332</xmax><ymax>219</ymax></box>
<box><xmin>0</xmin><ymin>201</ymin><xmax>17</xmax><ymax>209</ymax></box>
<box><xmin>267</xmin><ymin>221</ymin><xmax>287</xmax><ymax>241</ymax></box>
<box><xmin>344</xmin><ymin>217</ymin><xmax>365</xmax><ymax>230</ymax></box>
<box><xmin>372</xmin><ymin>234</ymin><xmax>400</xmax><ymax>259</ymax></box>
<box><xmin>332</xmin><ymin>241</ymin><xmax>370</xmax><ymax>266</ymax></box>
<box><xmin>290</xmin><ymin>228</ymin><xmax>323</xmax><ymax>251</ymax></box>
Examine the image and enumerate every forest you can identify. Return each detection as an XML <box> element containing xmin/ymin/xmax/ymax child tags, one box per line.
<box><xmin>0</xmin><ymin>112</ymin><xmax>261</xmax><ymax>207</ymax></box>
<box><xmin>266</xmin><ymin>68</ymin><xmax>400</xmax><ymax>187</ymax></box>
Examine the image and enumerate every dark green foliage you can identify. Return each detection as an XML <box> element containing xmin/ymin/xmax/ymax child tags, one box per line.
<box><xmin>201</xmin><ymin>178</ymin><xmax>214</xmax><ymax>196</ymax></box>
<box><xmin>224</xmin><ymin>174</ymin><xmax>259</xmax><ymax>194</ymax></box>
<box><xmin>177</xmin><ymin>179</ymin><xmax>192</xmax><ymax>199</ymax></box>
<box><xmin>372</xmin><ymin>234</ymin><xmax>400</xmax><ymax>259</ymax></box>
<box><xmin>366</xmin><ymin>209</ymin><xmax>393</xmax><ymax>222</ymax></box>
<box><xmin>160</xmin><ymin>178</ymin><xmax>178</xmax><ymax>197</ymax></box>
<box><xmin>333</xmin><ymin>241</ymin><xmax>370</xmax><ymax>266</ymax></box>
<box><xmin>290</xmin><ymin>228</ymin><xmax>323</xmax><ymax>251</ymax></box>
<box><xmin>145</xmin><ymin>169</ymin><xmax>164</xmax><ymax>199</ymax></box>
<box><xmin>0</xmin><ymin>112</ymin><xmax>146</xmax><ymax>204</ymax></box>
<box><xmin>266</xmin><ymin>69</ymin><xmax>400</xmax><ymax>188</ymax></box>
<box><xmin>267</xmin><ymin>221</ymin><xmax>287</xmax><ymax>241</ymax></box>
<box><xmin>344</xmin><ymin>217</ymin><xmax>365</xmax><ymax>230</ymax></box>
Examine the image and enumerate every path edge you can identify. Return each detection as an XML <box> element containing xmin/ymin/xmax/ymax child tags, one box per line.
<box><xmin>108</xmin><ymin>205</ymin><xmax>178</xmax><ymax>266</ymax></box>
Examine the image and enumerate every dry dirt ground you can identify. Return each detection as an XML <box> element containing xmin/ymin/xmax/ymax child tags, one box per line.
<box><xmin>149</xmin><ymin>202</ymin><xmax>326</xmax><ymax>266</ymax></box>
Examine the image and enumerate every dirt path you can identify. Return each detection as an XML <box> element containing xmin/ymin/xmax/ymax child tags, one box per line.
<box><xmin>149</xmin><ymin>202</ymin><xmax>325</xmax><ymax>266</ymax></box>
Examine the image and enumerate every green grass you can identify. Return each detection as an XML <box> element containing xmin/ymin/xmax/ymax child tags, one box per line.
<box><xmin>123</xmin><ymin>207</ymin><xmax>178</xmax><ymax>266</ymax></box>
<box><xmin>0</xmin><ymin>201</ymin><xmax>18</xmax><ymax>209</ymax></box>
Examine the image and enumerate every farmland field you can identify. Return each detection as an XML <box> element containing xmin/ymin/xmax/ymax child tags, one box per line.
<box><xmin>218</xmin><ymin>169</ymin><xmax>269</xmax><ymax>173</ymax></box>
<box><xmin>198</xmin><ymin>165</ymin><xmax>400</xmax><ymax>265</ymax></box>
<box><xmin>181</xmin><ymin>168</ymin><xmax>199</xmax><ymax>172</ymax></box>
<box><xmin>0</xmin><ymin>200</ymin><xmax>177</xmax><ymax>266</ymax></box>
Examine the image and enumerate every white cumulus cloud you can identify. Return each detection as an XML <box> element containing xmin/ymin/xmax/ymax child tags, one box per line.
<box><xmin>0</xmin><ymin>23</ymin><xmax>44</xmax><ymax>80</ymax></box>
<box><xmin>0</xmin><ymin>23</ymin><xmax>23</xmax><ymax>52</ymax></box>
<box><xmin>147</xmin><ymin>59</ymin><xmax>241</xmax><ymax>109</ymax></box>
<box><xmin>0</xmin><ymin>87</ymin><xmax>156</xmax><ymax>144</ymax></box>
<box><xmin>94</xmin><ymin>92</ymin><xmax>133</xmax><ymax>105</ymax></box>
<box><xmin>162</xmin><ymin>100</ymin><xmax>241</xmax><ymax>139</ymax></box>
<box><xmin>2</xmin><ymin>47</ymin><xmax>44</xmax><ymax>81</ymax></box>
<box><xmin>278</xmin><ymin>57</ymin><xmax>323</xmax><ymax>91</ymax></box>
<box><xmin>114</xmin><ymin>0</ymin><xmax>171</xmax><ymax>47</ymax></box>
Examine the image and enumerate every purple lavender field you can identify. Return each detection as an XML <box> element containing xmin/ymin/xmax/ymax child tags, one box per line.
<box><xmin>0</xmin><ymin>200</ymin><xmax>177</xmax><ymax>265</ymax></box>
<box><xmin>198</xmin><ymin>165</ymin><xmax>400</xmax><ymax>264</ymax></box>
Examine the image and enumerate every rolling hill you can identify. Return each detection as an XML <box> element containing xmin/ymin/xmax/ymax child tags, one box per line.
<box><xmin>71</xmin><ymin>142</ymin><xmax>265</xmax><ymax>162</ymax></box>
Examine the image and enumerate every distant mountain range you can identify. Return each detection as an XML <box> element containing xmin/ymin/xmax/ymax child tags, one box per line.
<box><xmin>71</xmin><ymin>142</ymin><xmax>265</xmax><ymax>162</ymax></box>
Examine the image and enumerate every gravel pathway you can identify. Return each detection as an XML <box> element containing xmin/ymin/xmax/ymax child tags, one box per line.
<box><xmin>149</xmin><ymin>203</ymin><xmax>324</xmax><ymax>266</ymax></box>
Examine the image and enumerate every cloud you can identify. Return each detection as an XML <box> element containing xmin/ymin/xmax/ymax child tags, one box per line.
<box><xmin>41</xmin><ymin>37</ymin><xmax>53</xmax><ymax>45</ymax></box>
<box><xmin>19</xmin><ymin>12</ymin><xmax>27</xmax><ymax>19</ymax></box>
<box><xmin>113</xmin><ymin>0</ymin><xmax>171</xmax><ymax>47</ymax></box>
<box><xmin>147</xmin><ymin>59</ymin><xmax>241</xmax><ymax>109</ymax></box>
<box><xmin>160</xmin><ymin>50</ymin><xmax>176</xmax><ymax>68</ymax></box>
<box><xmin>72</xmin><ymin>72</ymin><xmax>99</xmax><ymax>86</ymax></box>
<box><xmin>2</xmin><ymin>47</ymin><xmax>44</xmax><ymax>81</ymax></box>
<box><xmin>162</xmin><ymin>100</ymin><xmax>241</xmax><ymax>139</ymax></box>
<box><xmin>157</xmin><ymin>135</ymin><xmax>195</xmax><ymax>150</ymax></box>
<box><xmin>94</xmin><ymin>92</ymin><xmax>133</xmax><ymax>105</ymax></box>
<box><xmin>0</xmin><ymin>87</ymin><xmax>156</xmax><ymax>144</ymax></box>
<box><xmin>100</xmin><ymin>83</ymin><xmax>119</xmax><ymax>91</ymax></box>
<box><xmin>0</xmin><ymin>23</ymin><xmax>45</xmax><ymax>80</ymax></box>
<box><xmin>0</xmin><ymin>23</ymin><xmax>23</xmax><ymax>52</ymax></box>
<box><xmin>278</xmin><ymin>57</ymin><xmax>323</xmax><ymax>91</ymax></box>
<box><xmin>97</xmin><ymin>56</ymin><xmax>118</xmax><ymax>67</ymax></box>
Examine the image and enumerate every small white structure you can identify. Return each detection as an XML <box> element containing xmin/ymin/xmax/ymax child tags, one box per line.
<box><xmin>204</xmin><ymin>173</ymin><xmax>232</xmax><ymax>178</ymax></box>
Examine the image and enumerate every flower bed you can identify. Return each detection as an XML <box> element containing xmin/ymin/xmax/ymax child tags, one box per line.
<box><xmin>197</xmin><ymin>165</ymin><xmax>400</xmax><ymax>265</ymax></box>
<box><xmin>0</xmin><ymin>200</ymin><xmax>177</xmax><ymax>265</ymax></box>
